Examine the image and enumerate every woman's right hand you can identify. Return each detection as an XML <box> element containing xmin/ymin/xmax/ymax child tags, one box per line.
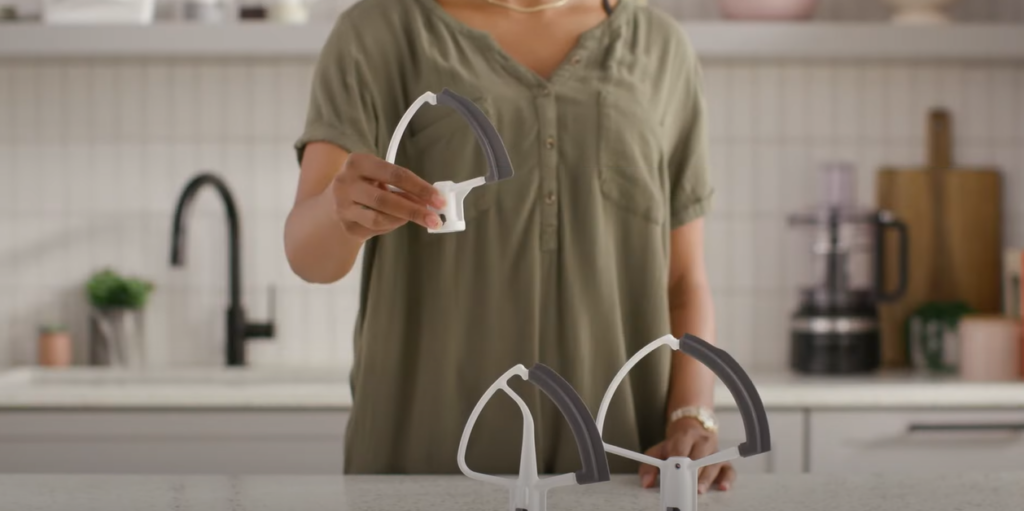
<box><xmin>329</xmin><ymin>152</ymin><xmax>447</xmax><ymax>241</ymax></box>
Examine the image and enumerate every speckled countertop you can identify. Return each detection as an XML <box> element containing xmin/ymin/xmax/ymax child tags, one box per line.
<box><xmin>1</xmin><ymin>366</ymin><xmax>1023</xmax><ymax>410</ymax></box>
<box><xmin>2</xmin><ymin>473</ymin><xmax>1022</xmax><ymax>511</ymax></box>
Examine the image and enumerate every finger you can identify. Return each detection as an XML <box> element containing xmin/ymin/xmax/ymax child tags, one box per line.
<box><xmin>350</xmin><ymin>181</ymin><xmax>441</xmax><ymax>229</ymax></box>
<box><xmin>687</xmin><ymin>437</ymin><xmax>716</xmax><ymax>480</ymax></box>
<box><xmin>697</xmin><ymin>463</ymin><xmax>721</xmax><ymax>495</ymax></box>
<box><xmin>345</xmin><ymin>203</ymin><xmax>406</xmax><ymax>233</ymax></box>
<box><xmin>666</xmin><ymin>434</ymin><xmax>696</xmax><ymax>459</ymax></box>
<box><xmin>716</xmin><ymin>464</ymin><xmax>737</xmax><ymax>492</ymax></box>
<box><xmin>639</xmin><ymin>442</ymin><xmax>667</xmax><ymax>489</ymax></box>
<box><xmin>371</xmin><ymin>181</ymin><xmax>433</xmax><ymax>206</ymax></box>
<box><xmin>356</xmin><ymin>158</ymin><xmax>446</xmax><ymax>209</ymax></box>
<box><xmin>392</xmin><ymin>189</ymin><xmax>432</xmax><ymax>206</ymax></box>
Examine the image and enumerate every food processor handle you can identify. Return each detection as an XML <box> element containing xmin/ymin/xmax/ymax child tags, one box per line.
<box><xmin>527</xmin><ymin>363</ymin><xmax>611</xmax><ymax>485</ymax></box>
<box><xmin>677</xmin><ymin>334</ymin><xmax>772</xmax><ymax>458</ymax></box>
<box><xmin>874</xmin><ymin>211</ymin><xmax>909</xmax><ymax>302</ymax></box>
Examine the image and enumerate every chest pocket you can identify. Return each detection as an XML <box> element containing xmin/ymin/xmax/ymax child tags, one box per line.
<box><xmin>403</xmin><ymin>95</ymin><xmax>497</xmax><ymax>225</ymax></box>
<box><xmin>597</xmin><ymin>89</ymin><xmax>667</xmax><ymax>225</ymax></box>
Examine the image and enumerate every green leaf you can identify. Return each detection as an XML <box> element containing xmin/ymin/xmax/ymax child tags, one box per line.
<box><xmin>86</xmin><ymin>268</ymin><xmax>154</xmax><ymax>310</ymax></box>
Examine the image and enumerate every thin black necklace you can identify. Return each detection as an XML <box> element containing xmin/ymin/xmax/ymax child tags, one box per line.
<box><xmin>602</xmin><ymin>0</ymin><xmax>613</xmax><ymax>15</ymax></box>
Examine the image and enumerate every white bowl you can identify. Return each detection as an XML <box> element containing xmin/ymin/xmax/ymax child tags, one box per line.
<box><xmin>43</xmin><ymin>0</ymin><xmax>156</xmax><ymax>24</ymax></box>
<box><xmin>881</xmin><ymin>0</ymin><xmax>958</xmax><ymax>25</ymax></box>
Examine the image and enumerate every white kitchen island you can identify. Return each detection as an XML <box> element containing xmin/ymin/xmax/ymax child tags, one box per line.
<box><xmin>2</xmin><ymin>473</ymin><xmax>1022</xmax><ymax>511</ymax></box>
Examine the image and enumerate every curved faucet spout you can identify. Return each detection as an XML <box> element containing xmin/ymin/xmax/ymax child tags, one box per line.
<box><xmin>169</xmin><ymin>172</ymin><xmax>273</xmax><ymax>366</ymax></box>
<box><xmin>170</xmin><ymin>172</ymin><xmax>241</xmax><ymax>306</ymax></box>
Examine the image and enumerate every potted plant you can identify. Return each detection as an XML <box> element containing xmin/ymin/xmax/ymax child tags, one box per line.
<box><xmin>86</xmin><ymin>269</ymin><xmax>154</xmax><ymax>367</ymax></box>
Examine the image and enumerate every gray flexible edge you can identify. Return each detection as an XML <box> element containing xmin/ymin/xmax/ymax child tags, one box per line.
<box><xmin>678</xmin><ymin>334</ymin><xmax>771</xmax><ymax>457</ymax></box>
<box><xmin>435</xmin><ymin>88</ymin><xmax>515</xmax><ymax>183</ymax></box>
<box><xmin>527</xmin><ymin>363</ymin><xmax>611</xmax><ymax>485</ymax></box>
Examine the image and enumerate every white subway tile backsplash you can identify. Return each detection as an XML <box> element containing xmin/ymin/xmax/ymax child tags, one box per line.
<box><xmin>704</xmin><ymin>215</ymin><xmax>728</xmax><ymax>291</ymax></box>
<box><xmin>751</xmin><ymin>65</ymin><xmax>781</xmax><ymax>142</ymax></box>
<box><xmin>117</xmin><ymin>65</ymin><xmax>147</xmax><ymax>146</ymax></box>
<box><xmin>962</xmin><ymin>68</ymin><xmax>993</xmax><ymax>143</ymax></box>
<box><xmin>728</xmin><ymin>66</ymin><xmax>754</xmax><ymax>141</ymax></box>
<box><xmin>11</xmin><ymin>66</ymin><xmax>36</xmax><ymax>145</ymax></box>
<box><xmin>860</xmin><ymin>66</ymin><xmax>888</xmax><ymax>143</ymax></box>
<box><xmin>989</xmin><ymin>68</ymin><xmax>1019</xmax><ymax>144</ymax></box>
<box><xmin>832</xmin><ymin>67</ymin><xmax>860</xmax><ymax>141</ymax></box>
<box><xmin>144</xmin><ymin>65</ymin><xmax>173</xmax><ymax>142</ymax></box>
<box><xmin>779</xmin><ymin>64</ymin><xmax>807</xmax><ymax>142</ymax></box>
<box><xmin>0</xmin><ymin>67</ymin><xmax>11</xmax><ymax>145</ymax></box>
<box><xmin>751</xmin><ymin>143</ymin><xmax>780</xmax><ymax>214</ymax></box>
<box><xmin>751</xmin><ymin>291</ymin><xmax>790</xmax><ymax>371</ymax></box>
<box><xmin>885</xmin><ymin>66</ymin><xmax>915</xmax><ymax>145</ymax></box>
<box><xmin>806</xmin><ymin>66</ymin><xmax>835</xmax><ymax>143</ymax></box>
<box><xmin>704</xmin><ymin>66</ymin><xmax>729</xmax><ymax>142</ymax></box>
<box><xmin>91</xmin><ymin>65</ymin><xmax>121</xmax><ymax>145</ymax></box>
<box><xmin>751</xmin><ymin>216</ymin><xmax>782</xmax><ymax>292</ymax></box>
<box><xmin>65</xmin><ymin>65</ymin><xmax>93</xmax><ymax>144</ymax></box>
<box><xmin>731</xmin><ymin>143</ymin><xmax>754</xmax><ymax>215</ymax></box>
<box><xmin>36</xmin><ymin>65</ymin><xmax>63</xmax><ymax>146</ymax></box>
<box><xmin>250</xmin><ymin>64</ymin><xmax>280</xmax><ymax>142</ymax></box>
<box><xmin>730</xmin><ymin>292</ymin><xmax>755</xmax><ymax>367</ymax></box>
<box><xmin>731</xmin><ymin>217</ymin><xmax>755</xmax><ymax>293</ymax></box>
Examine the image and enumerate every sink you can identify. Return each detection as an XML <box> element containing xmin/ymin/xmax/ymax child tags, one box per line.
<box><xmin>0</xmin><ymin>366</ymin><xmax>349</xmax><ymax>387</ymax></box>
<box><xmin>0</xmin><ymin>368</ymin><xmax>348</xmax><ymax>387</ymax></box>
<box><xmin>0</xmin><ymin>366</ymin><xmax>353</xmax><ymax>409</ymax></box>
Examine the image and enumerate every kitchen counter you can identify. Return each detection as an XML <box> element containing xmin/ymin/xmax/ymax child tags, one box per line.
<box><xmin>1</xmin><ymin>473</ymin><xmax>1021</xmax><ymax>511</ymax></box>
<box><xmin>1</xmin><ymin>366</ymin><xmax>1023</xmax><ymax>410</ymax></box>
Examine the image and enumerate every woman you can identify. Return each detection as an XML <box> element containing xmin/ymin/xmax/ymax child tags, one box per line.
<box><xmin>285</xmin><ymin>0</ymin><xmax>733</xmax><ymax>493</ymax></box>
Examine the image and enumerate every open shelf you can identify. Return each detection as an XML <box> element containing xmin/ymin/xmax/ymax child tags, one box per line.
<box><xmin>1</xmin><ymin>22</ymin><xmax>1022</xmax><ymax>61</ymax></box>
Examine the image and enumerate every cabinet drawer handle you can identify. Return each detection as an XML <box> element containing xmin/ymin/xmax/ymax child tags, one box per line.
<box><xmin>908</xmin><ymin>423</ymin><xmax>1024</xmax><ymax>433</ymax></box>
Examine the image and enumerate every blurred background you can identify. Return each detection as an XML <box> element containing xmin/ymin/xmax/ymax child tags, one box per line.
<box><xmin>0</xmin><ymin>0</ymin><xmax>1022</xmax><ymax>479</ymax></box>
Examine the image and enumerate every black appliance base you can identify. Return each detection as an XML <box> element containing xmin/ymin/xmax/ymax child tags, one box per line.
<box><xmin>790</xmin><ymin>331</ymin><xmax>880</xmax><ymax>374</ymax></box>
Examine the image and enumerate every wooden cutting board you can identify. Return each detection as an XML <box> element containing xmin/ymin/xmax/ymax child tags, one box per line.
<box><xmin>876</xmin><ymin>109</ymin><xmax>1002</xmax><ymax>368</ymax></box>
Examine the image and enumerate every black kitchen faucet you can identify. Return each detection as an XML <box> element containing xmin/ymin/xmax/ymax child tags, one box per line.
<box><xmin>170</xmin><ymin>172</ymin><xmax>275</xmax><ymax>366</ymax></box>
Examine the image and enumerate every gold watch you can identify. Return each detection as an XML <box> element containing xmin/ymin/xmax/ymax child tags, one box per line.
<box><xmin>668</xmin><ymin>406</ymin><xmax>718</xmax><ymax>433</ymax></box>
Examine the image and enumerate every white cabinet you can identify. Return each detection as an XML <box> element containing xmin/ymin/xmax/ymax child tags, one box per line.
<box><xmin>0</xmin><ymin>410</ymin><xmax>350</xmax><ymax>474</ymax></box>
<box><xmin>809</xmin><ymin>410</ymin><xmax>1024</xmax><ymax>474</ymax></box>
<box><xmin>715</xmin><ymin>409</ymin><xmax>805</xmax><ymax>474</ymax></box>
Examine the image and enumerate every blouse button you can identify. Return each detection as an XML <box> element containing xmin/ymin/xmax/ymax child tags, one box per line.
<box><xmin>545</xmin><ymin>136</ymin><xmax>555</xmax><ymax>149</ymax></box>
<box><xmin>545</xmin><ymin>192</ymin><xmax>556</xmax><ymax>205</ymax></box>
<box><xmin>571</xmin><ymin>55</ymin><xmax>582</xmax><ymax>65</ymax></box>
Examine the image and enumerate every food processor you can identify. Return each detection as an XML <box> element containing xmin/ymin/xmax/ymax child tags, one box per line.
<box><xmin>787</xmin><ymin>163</ymin><xmax>909</xmax><ymax>374</ymax></box>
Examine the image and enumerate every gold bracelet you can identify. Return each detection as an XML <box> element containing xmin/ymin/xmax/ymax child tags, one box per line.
<box><xmin>668</xmin><ymin>406</ymin><xmax>718</xmax><ymax>433</ymax></box>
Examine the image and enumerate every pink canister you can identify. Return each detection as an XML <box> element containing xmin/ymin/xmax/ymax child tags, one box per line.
<box><xmin>958</xmin><ymin>315</ymin><xmax>1021</xmax><ymax>381</ymax></box>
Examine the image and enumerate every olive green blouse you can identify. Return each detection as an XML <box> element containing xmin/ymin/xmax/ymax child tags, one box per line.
<box><xmin>295</xmin><ymin>0</ymin><xmax>713</xmax><ymax>475</ymax></box>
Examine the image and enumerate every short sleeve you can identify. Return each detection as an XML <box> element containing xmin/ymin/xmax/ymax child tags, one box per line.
<box><xmin>294</xmin><ymin>12</ymin><xmax>392</xmax><ymax>165</ymax></box>
<box><xmin>666</xmin><ymin>34</ymin><xmax>714</xmax><ymax>229</ymax></box>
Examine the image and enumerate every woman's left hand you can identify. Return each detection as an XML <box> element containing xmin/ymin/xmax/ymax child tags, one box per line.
<box><xmin>638</xmin><ymin>418</ymin><xmax>737</xmax><ymax>493</ymax></box>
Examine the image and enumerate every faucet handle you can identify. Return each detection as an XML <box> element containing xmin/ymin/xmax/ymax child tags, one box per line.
<box><xmin>244</xmin><ymin>285</ymin><xmax>276</xmax><ymax>339</ymax></box>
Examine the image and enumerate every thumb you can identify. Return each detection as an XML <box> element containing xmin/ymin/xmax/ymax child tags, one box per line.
<box><xmin>639</xmin><ymin>441</ymin><xmax>666</xmax><ymax>489</ymax></box>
